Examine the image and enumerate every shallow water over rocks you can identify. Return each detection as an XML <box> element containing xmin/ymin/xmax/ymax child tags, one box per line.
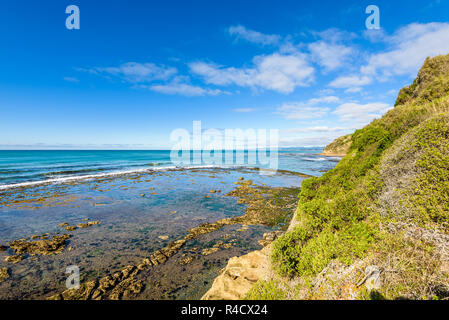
<box><xmin>0</xmin><ymin>167</ymin><xmax>305</xmax><ymax>299</ymax></box>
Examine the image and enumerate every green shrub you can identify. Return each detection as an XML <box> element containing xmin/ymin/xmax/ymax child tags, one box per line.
<box><xmin>404</xmin><ymin>115</ymin><xmax>449</xmax><ymax>224</ymax></box>
<box><xmin>272</xmin><ymin>54</ymin><xmax>449</xmax><ymax>278</ymax></box>
<box><xmin>244</xmin><ymin>280</ymin><xmax>286</xmax><ymax>300</ymax></box>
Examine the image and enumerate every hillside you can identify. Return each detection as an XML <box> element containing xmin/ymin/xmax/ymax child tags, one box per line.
<box><xmin>246</xmin><ymin>54</ymin><xmax>449</xmax><ymax>300</ymax></box>
<box><xmin>319</xmin><ymin>134</ymin><xmax>352</xmax><ymax>157</ymax></box>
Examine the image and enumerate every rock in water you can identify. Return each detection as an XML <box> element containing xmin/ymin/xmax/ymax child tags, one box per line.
<box><xmin>0</xmin><ymin>268</ymin><xmax>10</xmax><ymax>282</ymax></box>
<box><xmin>5</xmin><ymin>255</ymin><xmax>23</xmax><ymax>264</ymax></box>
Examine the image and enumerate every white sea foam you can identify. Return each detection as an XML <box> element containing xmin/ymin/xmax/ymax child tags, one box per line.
<box><xmin>302</xmin><ymin>157</ymin><xmax>327</xmax><ymax>162</ymax></box>
<box><xmin>0</xmin><ymin>164</ymin><xmax>247</xmax><ymax>191</ymax></box>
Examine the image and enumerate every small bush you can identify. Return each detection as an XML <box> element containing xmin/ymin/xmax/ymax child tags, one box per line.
<box><xmin>244</xmin><ymin>280</ymin><xmax>286</xmax><ymax>300</ymax></box>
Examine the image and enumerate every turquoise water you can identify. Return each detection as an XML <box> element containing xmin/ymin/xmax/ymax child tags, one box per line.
<box><xmin>0</xmin><ymin>149</ymin><xmax>340</xmax><ymax>188</ymax></box>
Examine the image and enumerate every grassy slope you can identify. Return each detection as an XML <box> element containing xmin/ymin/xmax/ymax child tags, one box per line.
<box><xmin>252</xmin><ymin>54</ymin><xmax>449</xmax><ymax>300</ymax></box>
<box><xmin>320</xmin><ymin>134</ymin><xmax>352</xmax><ymax>156</ymax></box>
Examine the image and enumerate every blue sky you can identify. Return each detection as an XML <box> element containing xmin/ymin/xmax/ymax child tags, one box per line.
<box><xmin>1</xmin><ymin>0</ymin><xmax>449</xmax><ymax>149</ymax></box>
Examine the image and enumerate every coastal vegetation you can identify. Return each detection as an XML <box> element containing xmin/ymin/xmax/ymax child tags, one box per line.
<box><xmin>265</xmin><ymin>54</ymin><xmax>449</xmax><ymax>300</ymax></box>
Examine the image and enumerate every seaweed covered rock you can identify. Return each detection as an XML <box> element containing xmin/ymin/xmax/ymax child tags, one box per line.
<box><xmin>8</xmin><ymin>234</ymin><xmax>71</xmax><ymax>257</ymax></box>
<box><xmin>0</xmin><ymin>268</ymin><xmax>9</xmax><ymax>282</ymax></box>
<box><xmin>5</xmin><ymin>255</ymin><xmax>23</xmax><ymax>264</ymax></box>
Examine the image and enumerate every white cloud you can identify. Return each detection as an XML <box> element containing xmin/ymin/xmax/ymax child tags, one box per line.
<box><xmin>149</xmin><ymin>83</ymin><xmax>221</xmax><ymax>96</ymax></box>
<box><xmin>317</xmin><ymin>88</ymin><xmax>335</xmax><ymax>95</ymax></box>
<box><xmin>361</xmin><ymin>22</ymin><xmax>449</xmax><ymax>78</ymax></box>
<box><xmin>189</xmin><ymin>62</ymin><xmax>250</xmax><ymax>86</ymax></box>
<box><xmin>80</xmin><ymin>62</ymin><xmax>225</xmax><ymax>97</ymax></box>
<box><xmin>307</xmin><ymin>96</ymin><xmax>340</xmax><ymax>104</ymax></box>
<box><xmin>279</xmin><ymin>105</ymin><xmax>329</xmax><ymax>120</ymax></box>
<box><xmin>228</xmin><ymin>25</ymin><xmax>281</xmax><ymax>46</ymax></box>
<box><xmin>362</xmin><ymin>28</ymin><xmax>388</xmax><ymax>43</ymax></box>
<box><xmin>328</xmin><ymin>23</ymin><xmax>449</xmax><ymax>91</ymax></box>
<box><xmin>283</xmin><ymin>126</ymin><xmax>353</xmax><ymax>133</ymax></box>
<box><xmin>90</xmin><ymin>62</ymin><xmax>177</xmax><ymax>83</ymax></box>
<box><xmin>345</xmin><ymin>87</ymin><xmax>362</xmax><ymax>93</ymax></box>
<box><xmin>313</xmin><ymin>28</ymin><xmax>358</xmax><ymax>42</ymax></box>
<box><xmin>278</xmin><ymin>131</ymin><xmax>352</xmax><ymax>148</ymax></box>
<box><xmin>63</xmin><ymin>77</ymin><xmax>79</xmax><ymax>83</ymax></box>
<box><xmin>333</xmin><ymin>102</ymin><xmax>392</xmax><ymax>125</ymax></box>
<box><xmin>308</xmin><ymin>41</ymin><xmax>354</xmax><ymax>71</ymax></box>
<box><xmin>329</xmin><ymin>75</ymin><xmax>372</xmax><ymax>88</ymax></box>
<box><xmin>189</xmin><ymin>52</ymin><xmax>314</xmax><ymax>94</ymax></box>
<box><xmin>276</xmin><ymin>96</ymin><xmax>339</xmax><ymax>120</ymax></box>
<box><xmin>386</xmin><ymin>89</ymin><xmax>397</xmax><ymax>95</ymax></box>
<box><xmin>148</xmin><ymin>77</ymin><xmax>223</xmax><ymax>96</ymax></box>
<box><xmin>278</xmin><ymin>124</ymin><xmax>355</xmax><ymax>147</ymax></box>
<box><xmin>233</xmin><ymin>108</ymin><xmax>255</xmax><ymax>112</ymax></box>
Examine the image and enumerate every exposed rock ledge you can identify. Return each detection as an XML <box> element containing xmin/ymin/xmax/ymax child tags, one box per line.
<box><xmin>202</xmin><ymin>212</ymin><xmax>299</xmax><ymax>300</ymax></box>
<box><xmin>201</xmin><ymin>244</ymin><xmax>272</xmax><ymax>300</ymax></box>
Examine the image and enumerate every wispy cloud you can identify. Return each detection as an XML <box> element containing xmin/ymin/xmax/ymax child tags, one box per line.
<box><xmin>283</xmin><ymin>126</ymin><xmax>353</xmax><ymax>133</ymax></box>
<box><xmin>308</xmin><ymin>41</ymin><xmax>354</xmax><ymax>71</ymax></box>
<box><xmin>148</xmin><ymin>78</ymin><xmax>224</xmax><ymax>97</ymax></box>
<box><xmin>81</xmin><ymin>62</ymin><xmax>177</xmax><ymax>83</ymax></box>
<box><xmin>345</xmin><ymin>87</ymin><xmax>362</xmax><ymax>93</ymax></box>
<box><xmin>190</xmin><ymin>52</ymin><xmax>314</xmax><ymax>94</ymax></box>
<box><xmin>326</xmin><ymin>22</ymin><xmax>449</xmax><ymax>94</ymax></box>
<box><xmin>362</xmin><ymin>28</ymin><xmax>388</xmax><ymax>43</ymax></box>
<box><xmin>276</xmin><ymin>96</ymin><xmax>339</xmax><ymax>120</ymax></box>
<box><xmin>278</xmin><ymin>133</ymin><xmax>348</xmax><ymax>148</ymax></box>
<box><xmin>333</xmin><ymin>102</ymin><xmax>392</xmax><ymax>125</ymax></box>
<box><xmin>79</xmin><ymin>62</ymin><xmax>225</xmax><ymax>97</ymax></box>
<box><xmin>228</xmin><ymin>25</ymin><xmax>281</xmax><ymax>46</ymax></box>
<box><xmin>361</xmin><ymin>22</ymin><xmax>449</xmax><ymax>78</ymax></box>
<box><xmin>312</xmin><ymin>28</ymin><xmax>358</xmax><ymax>42</ymax></box>
<box><xmin>233</xmin><ymin>108</ymin><xmax>255</xmax><ymax>113</ymax></box>
<box><xmin>63</xmin><ymin>76</ymin><xmax>79</xmax><ymax>83</ymax></box>
<box><xmin>329</xmin><ymin>75</ymin><xmax>372</xmax><ymax>88</ymax></box>
<box><xmin>306</xmin><ymin>28</ymin><xmax>357</xmax><ymax>72</ymax></box>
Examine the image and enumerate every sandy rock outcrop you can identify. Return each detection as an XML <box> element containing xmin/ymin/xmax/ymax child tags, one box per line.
<box><xmin>201</xmin><ymin>245</ymin><xmax>272</xmax><ymax>300</ymax></box>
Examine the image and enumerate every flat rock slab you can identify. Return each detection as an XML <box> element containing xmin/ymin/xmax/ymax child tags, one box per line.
<box><xmin>201</xmin><ymin>245</ymin><xmax>271</xmax><ymax>300</ymax></box>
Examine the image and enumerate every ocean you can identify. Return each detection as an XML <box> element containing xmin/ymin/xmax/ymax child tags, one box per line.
<box><xmin>0</xmin><ymin>149</ymin><xmax>340</xmax><ymax>189</ymax></box>
<box><xmin>0</xmin><ymin>148</ymin><xmax>341</xmax><ymax>299</ymax></box>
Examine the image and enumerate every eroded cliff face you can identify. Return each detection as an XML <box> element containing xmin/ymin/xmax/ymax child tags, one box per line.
<box><xmin>320</xmin><ymin>134</ymin><xmax>352</xmax><ymax>157</ymax></box>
